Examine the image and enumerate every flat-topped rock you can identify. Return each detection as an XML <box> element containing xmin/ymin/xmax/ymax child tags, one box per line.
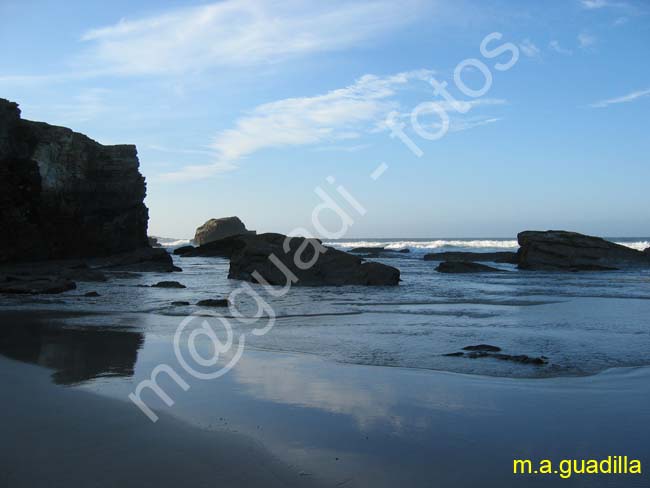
<box><xmin>194</xmin><ymin>216</ymin><xmax>255</xmax><ymax>246</ymax></box>
<box><xmin>517</xmin><ymin>230</ymin><xmax>650</xmax><ymax>270</ymax></box>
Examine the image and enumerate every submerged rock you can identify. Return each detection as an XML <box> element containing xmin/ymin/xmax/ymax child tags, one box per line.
<box><xmin>444</xmin><ymin>348</ymin><xmax>548</xmax><ymax>365</ymax></box>
<box><xmin>84</xmin><ymin>291</ymin><xmax>100</xmax><ymax>297</ymax></box>
<box><xmin>517</xmin><ymin>230</ymin><xmax>650</xmax><ymax>270</ymax></box>
<box><xmin>227</xmin><ymin>233</ymin><xmax>400</xmax><ymax>286</ymax></box>
<box><xmin>194</xmin><ymin>216</ymin><xmax>255</xmax><ymax>246</ymax></box>
<box><xmin>435</xmin><ymin>261</ymin><xmax>501</xmax><ymax>273</ymax></box>
<box><xmin>0</xmin><ymin>98</ymin><xmax>149</xmax><ymax>262</ymax></box>
<box><xmin>197</xmin><ymin>298</ymin><xmax>229</xmax><ymax>307</ymax></box>
<box><xmin>172</xmin><ymin>301</ymin><xmax>190</xmax><ymax>306</ymax></box>
<box><xmin>462</xmin><ymin>344</ymin><xmax>502</xmax><ymax>352</ymax></box>
<box><xmin>424</xmin><ymin>251</ymin><xmax>518</xmax><ymax>264</ymax></box>
<box><xmin>152</xmin><ymin>281</ymin><xmax>186</xmax><ymax>289</ymax></box>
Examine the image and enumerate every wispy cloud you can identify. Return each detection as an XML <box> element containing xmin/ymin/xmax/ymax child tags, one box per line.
<box><xmin>160</xmin><ymin>70</ymin><xmax>432</xmax><ymax>181</ymax></box>
<box><xmin>160</xmin><ymin>71</ymin><xmax>507</xmax><ymax>182</ymax></box>
<box><xmin>549</xmin><ymin>40</ymin><xmax>572</xmax><ymax>55</ymax></box>
<box><xmin>578</xmin><ymin>32</ymin><xmax>597</xmax><ymax>48</ymax></box>
<box><xmin>579</xmin><ymin>0</ymin><xmax>628</xmax><ymax>9</ymax></box>
<box><xmin>430</xmin><ymin>116</ymin><xmax>502</xmax><ymax>133</ymax></box>
<box><xmin>590</xmin><ymin>87</ymin><xmax>650</xmax><ymax>108</ymax></box>
<box><xmin>78</xmin><ymin>0</ymin><xmax>428</xmax><ymax>76</ymax></box>
<box><xmin>519</xmin><ymin>39</ymin><xmax>541</xmax><ymax>58</ymax></box>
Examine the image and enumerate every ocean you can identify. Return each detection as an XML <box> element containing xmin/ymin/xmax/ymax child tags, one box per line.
<box><xmin>4</xmin><ymin>237</ymin><xmax>650</xmax><ymax>379</ymax></box>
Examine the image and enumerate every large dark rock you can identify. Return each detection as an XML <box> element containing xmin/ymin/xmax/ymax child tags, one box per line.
<box><xmin>424</xmin><ymin>251</ymin><xmax>518</xmax><ymax>264</ymax></box>
<box><xmin>194</xmin><ymin>216</ymin><xmax>255</xmax><ymax>246</ymax></box>
<box><xmin>435</xmin><ymin>261</ymin><xmax>501</xmax><ymax>273</ymax></box>
<box><xmin>226</xmin><ymin>233</ymin><xmax>400</xmax><ymax>286</ymax></box>
<box><xmin>517</xmin><ymin>230</ymin><xmax>650</xmax><ymax>270</ymax></box>
<box><xmin>0</xmin><ymin>98</ymin><xmax>149</xmax><ymax>262</ymax></box>
<box><xmin>183</xmin><ymin>235</ymin><xmax>247</xmax><ymax>258</ymax></box>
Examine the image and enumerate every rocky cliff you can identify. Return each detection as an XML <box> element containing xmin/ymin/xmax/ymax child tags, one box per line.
<box><xmin>0</xmin><ymin>98</ymin><xmax>149</xmax><ymax>261</ymax></box>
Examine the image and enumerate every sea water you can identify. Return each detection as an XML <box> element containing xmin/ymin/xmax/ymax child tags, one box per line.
<box><xmin>2</xmin><ymin>237</ymin><xmax>649</xmax><ymax>378</ymax></box>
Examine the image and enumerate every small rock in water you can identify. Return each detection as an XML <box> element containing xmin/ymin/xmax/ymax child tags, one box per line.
<box><xmin>435</xmin><ymin>261</ymin><xmax>501</xmax><ymax>273</ymax></box>
<box><xmin>172</xmin><ymin>301</ymin><xmax>190</xmax><ymax>306</ymax></box>
<box><xmin>197</xmin><ymin>298</ymin><xmax>229</xmax><ymax>307</ymax></box>
<box><xmin>152</xmin><ymin>281</ymin><xmax>186</xmax><ymax>288</ymax></box>
<box><xmin>173</xmin><ymin>245</ymin><xmax>195</xmax><ymax>256</ymax></box>
<box><xmin>84</xmin><ymin>291</ymin><xmax>100</xmax><ymax>297</ymax></box>
<box><xmin>444</xmin><ymin>348</ymin><xmax>548</xmax><ymax>365</ymax></box>
<box><xmin>463</xmin><ymin>344</ymin><xmax>502</xmax><ymax>352</ymax></box>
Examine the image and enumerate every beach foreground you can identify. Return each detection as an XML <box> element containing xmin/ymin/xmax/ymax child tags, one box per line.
<box><xmin>1</xmin><ymin>310</ymin><xmax>648</xmax><ymax>488</ymax></box>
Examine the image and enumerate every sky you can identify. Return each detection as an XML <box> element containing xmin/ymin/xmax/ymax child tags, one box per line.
<box><xmin>1</xmin><ymin>0</ymin><xmax>649</xmax><ymax>238</ymax></box>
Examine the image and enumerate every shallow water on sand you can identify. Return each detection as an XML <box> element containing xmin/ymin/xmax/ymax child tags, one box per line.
<box><xmin>2</xmin><ymin>238</ymin><xmax>649</xmax><ymax>378</ymax></box>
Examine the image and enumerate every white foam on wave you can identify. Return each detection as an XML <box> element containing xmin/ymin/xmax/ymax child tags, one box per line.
<box><xmin>327</xmin><ymin>239</ymin><xmax>649</xmax><ymax>252</ymax></box>
<box><xmin>616</xmin><ymin>241</ymin><xmax>650</xmax><ymax>251</ymax></box>
<box><xmin>157</xmin><ymin>238</ymin><xmax>192</xmax><ymax>247</ymax></box>
<box><xmin>326</xmin><ymin>240</ymin><xmax>520</xmax><ymax>250</ymax></box>
<box><xmin>154</xmin><ymin>237</ymin><xmax>647</xmax><ymax>252</ymax></box>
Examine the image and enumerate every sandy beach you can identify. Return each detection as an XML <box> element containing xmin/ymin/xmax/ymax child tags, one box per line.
<box><xmin>1</xmin><ymin>309</ymin><xmax>649</xmax><ymax>487</ymax></box>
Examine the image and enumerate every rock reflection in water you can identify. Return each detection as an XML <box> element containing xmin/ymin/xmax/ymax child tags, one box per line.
<box><xmin>0</xmin><ymin>313</ymin><xmax>143</xmax><ymax>385</ymax></box>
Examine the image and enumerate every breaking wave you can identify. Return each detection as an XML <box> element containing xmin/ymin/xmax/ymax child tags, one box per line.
<box><xmin>327</xmin><ymin>240</ymin><xmax>519</xmax><ymax>250</ymax></box>
<box><xmin>327</xmin><ymin>239</ymin><xmax>649</xmax><ymax>252</ymax></box>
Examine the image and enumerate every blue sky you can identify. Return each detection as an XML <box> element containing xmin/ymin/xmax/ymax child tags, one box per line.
<box><xmin>1</xmin><ymin>0</ymin><xmax>648</xmax><ymax>238</ymax></box>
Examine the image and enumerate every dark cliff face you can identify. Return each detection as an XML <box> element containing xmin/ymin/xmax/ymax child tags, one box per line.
<box><xmin>0</xmin><ymin>98</ymin><xmax>149</xmax><ymax>261</ymax></box>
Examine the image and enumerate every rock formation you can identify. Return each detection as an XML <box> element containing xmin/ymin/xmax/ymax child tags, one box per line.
<box><xmin>0</xmin><ymin>98</ymin><xmax>149</xmax><ymax>262</ymax></box>
<box><xmin>517</xmin><ymin>230</ymin><xmax>650</xmax><ymax>270</ymax></box>
<box><xmin>194</xmin><ymin>216</ymin><xmax>255</xmax><ymax>246</ymax></box>
<box><xmin>188</xmin><ymin>233</ymin><xmax>399</xmax><ymax>286</ymax></box>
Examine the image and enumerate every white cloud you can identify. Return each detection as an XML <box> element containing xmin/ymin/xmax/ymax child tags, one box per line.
<box><xmin>613</xmin><ymin>16</ymin><xmax>629</xmax><ymax>25</ymax></box>
<box><xmin>580</xmin><ymin>0</ymin><xmax>610</xmax><ymax>8</ymax></box>
<box><xmin>578</xmin><ymin>32</ymin><xmax>597</xmax><ymax>48</ymax></box>
<box><xmin>579</xmin><ymin>0</ymin><xmax>629</xmax><ymax>8</ymax></box>
<box><xmin>549</xmin><ymin>40</ymin><xmax>572</xmax><ymax>55</ymax></box>
<box><xmin>160</xmin><ymin>71</ymin><xmax>507</xmax><ymax>182</ymax></box>
<box><xmin>519</xmin><ymin>39</ymin><xmax>541</xmax><ymax>58</ymax></box>
<box><xmin>160</xmin><ymin>70</ymin><xmax>432</xmax><ymax>181</ymax></box>
<box><xmin>78</xmin><ymin>0</ymin><xmax>428</xmax><ymax>76</ymax></box>
<box><xmin>590</xmin><ymin>87</ymin><xmax>650</xmax><ymax>108</ymax></box>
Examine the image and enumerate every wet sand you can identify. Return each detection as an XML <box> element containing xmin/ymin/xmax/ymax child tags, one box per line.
<box><xmin>1</xmin><ymin>310</ymin><xmax>649</xmax><ymax>487</ymax></box>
